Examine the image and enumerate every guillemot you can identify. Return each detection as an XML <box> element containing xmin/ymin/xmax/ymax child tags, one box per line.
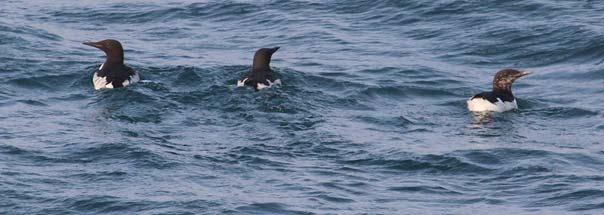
<box><xmin>237</xmin><ymin>47</ymin><xmax>281</xmax><ymax>90</ymax></box>
<box><xmin>83</xmin><ymin>39</ymin><xmax>140</xmax><ymax>90</ymax></box>
<box><xmin>467</xmin><ymin>69</ymin><xmax>530</xmax><ymax>112</ymax></box>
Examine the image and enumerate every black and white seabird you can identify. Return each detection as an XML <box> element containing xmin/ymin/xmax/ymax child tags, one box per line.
<box><xmin>83</xmin><ymin>39</ymin><xmax>140</xmax><ymax>90</ymax></box>
<box><xmin>237</xmin><ymin>47</ymin><xmax>281</xmax><ymax>90</ymax></box>
<box><xmin>467</xmin><ymin>69</ymin><xmax>530</xmax><ymax>112</ymax></box>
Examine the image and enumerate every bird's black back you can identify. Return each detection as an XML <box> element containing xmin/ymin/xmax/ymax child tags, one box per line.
<box><xmin>471</xmin><ymin>91</ymin><xmax>515</xmax><ymax>103</ymax></box>
<box><xmin>96</xmin><ymin>64</ymin><xmax>136</xmax><ymax>88</ymax></box>
<box><xmin>242</xmin><ymin>68</ymin><xmax>277</xmax><ymax>88</ymax></box>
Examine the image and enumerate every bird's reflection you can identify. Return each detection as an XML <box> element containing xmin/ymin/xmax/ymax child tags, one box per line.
<box><xmin>469</xmin><ymin>111</ymin><xmax>495</xmax><ymax>128</ymax></box>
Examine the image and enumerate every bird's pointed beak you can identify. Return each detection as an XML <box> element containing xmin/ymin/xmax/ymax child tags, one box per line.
<box><xmin>83</xmin><ymin>41</ymin><xmax>102</xmax><ymax>49</ymax></box>
<box><xmin>519</xmin><ymin>71</ymin><xmax>531</xmax><ymax>77</ymax></box>
<box><xmin>270</xmin><ymin>46</ymin><xmax>280</xmax><ymax>54</ymax></box>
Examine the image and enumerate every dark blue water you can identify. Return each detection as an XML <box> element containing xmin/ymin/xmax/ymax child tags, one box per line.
<box><xmin>1</xmin><ymin>1</ymin><xmax>604</xmax><ymax>214</ymax></box>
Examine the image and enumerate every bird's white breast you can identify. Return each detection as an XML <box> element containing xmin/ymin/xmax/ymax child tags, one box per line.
<box><xmin>467</xmin><ymin>97</ymin><xmax>517</xmax><ymax>112</ymax></box>
<box><xmin>92</xmin><ymin>70</ymin><xmax>140</xmax><ymax>90</ymax></box>
<box><xmin>93</xmin><ymin>72</ymin><xmax>112</xmax><ymax>90</ymax></box>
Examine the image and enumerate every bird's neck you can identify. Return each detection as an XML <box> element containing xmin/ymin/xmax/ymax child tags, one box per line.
<box><xmin>252</xmin><ymin>57</ymin><xmax>271</xmax><ymax>71</ymax></box>
<box><xmin>99</xmin><ymin>56</ymin><xmax>123</xmax><ymax>77</ymax></box>
<box><xmin>104</xmin><ymin>51</ymin><xmax>124</xmax><ymax>67</ymax></box>
<box><xmin>492</xmin><ymin>84</ymin><xmax>513</xmax><ymax>96</ymax></box>
<box><xmin>252</xmin><ymin>65</ymin><xmax>270</xmax><ymax>72</ymax></box>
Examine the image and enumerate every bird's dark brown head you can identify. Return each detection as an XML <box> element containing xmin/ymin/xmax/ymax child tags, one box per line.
<box><xmin>252</xmin><ymin>47</ymin><xmax>280</xmax><ymax>71</ymax></box>
<box><xmin>492</xmin><ymin>69</ymin><xmax>530</xmax><ymax>92</ymax></box>
<box><xmin>83</xmin><ymin>39</ymin><xmax>125</xmax><ymax>64</ymax></box>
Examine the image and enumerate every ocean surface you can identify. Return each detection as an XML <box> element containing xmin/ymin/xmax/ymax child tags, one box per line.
<box><xmin>1</xmin><ymin>1</ymin><xmax>603</xmax><ymax>214</ymax></box>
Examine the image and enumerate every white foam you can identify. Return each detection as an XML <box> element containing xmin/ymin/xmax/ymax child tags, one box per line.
<box><xmin>271</xmin><ymin>79</ymin><xmax>282</xmax><ymax>86</ymax></box>
<box><xmin>236</xmin><ymin>78</ymin><xmax>248</xmax><ymax>87</ymax></box>
<box><xmin>236</xmin><ymin>78</ymin><xmax>282</xmax><ymax>90</ymax></box>
<box><xmin>257</xmin><ymin>79</ymin><xmax>281</xmax><ymax>90</ymax></box>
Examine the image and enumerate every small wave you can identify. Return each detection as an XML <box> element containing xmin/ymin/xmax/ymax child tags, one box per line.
<box><xmin>6</xmin><ymin>73</ymin><xmax>82</xmax><ymax>92</ymax></box>
<box><xmin>16</xmin><ymin>99</ymin><xmax>47</xmax><ymax>106</ymax></box>
<box><xmin>0</xmin><ymin>144</ymin><xmax>28</xmax><ymax>155</ymax></box>
<box><xmin>66</xmin><ymin>143</ymin><xmax>179</xmax><ymax>169</ymax></box>
<box><xmin>187</xmin><ymin>2</ymin><xmax>261</xmax><ymax>19</ymax></box>
<box><xmin>68</xmin><ymin>171</ymin><xmax>128</xmax><ymax>182</ymax></box>
<box><xmin>357</xmin><ymin>85</ymin><xmax>457</xmax><ymax>101</ymax></box>
<box><xmin>49</xmin><ymin>5</ymin><xmax>185</xmax><ymax>24</ymax></box>
<box><xmin>236</xmin><ymin>202</ymin><xmax>311</xmax><ymax>215</ymax></box>
<box><xmin>528</xmin><ymin>107</ymin><xmax>599</xmax><ymax>119</ymax></box>
<box><xmin>0</xmin><ymin>22</ymin><xmax>62</xmax><ymax>42</ymax></box>
<box><xmin>341</xmin><ymin>153</ymin><xmax>493</xmax><ymax>174</ymax></box>
<box><xmin>531</xmin><ymin>189</ymin><xmax>604</xmax><ymax>208</ymax></box>
<box><xmin>63</xmin><ymin>195</ymin><xmax>147</xmax><ymax>213</ymax></box>
<box><xmin>226</xmin><ymin>146</ymin><xmax>293</xmax><ymax>168</ymax></box>
<box><xmin>388</xmin><ymin>185</ymin><xmax>461</xmax><ymax>195</ymax></box>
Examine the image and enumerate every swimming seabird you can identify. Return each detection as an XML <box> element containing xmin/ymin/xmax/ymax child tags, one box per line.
<box><xmin>83</xmin><ymin>39</ymin><xmax>140</xmax><ymax>90</ymax></box>
<box><xmin>467</xmin><ymin>69</ymin><xmax>530</xmax><ymax>112</ymax></box>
